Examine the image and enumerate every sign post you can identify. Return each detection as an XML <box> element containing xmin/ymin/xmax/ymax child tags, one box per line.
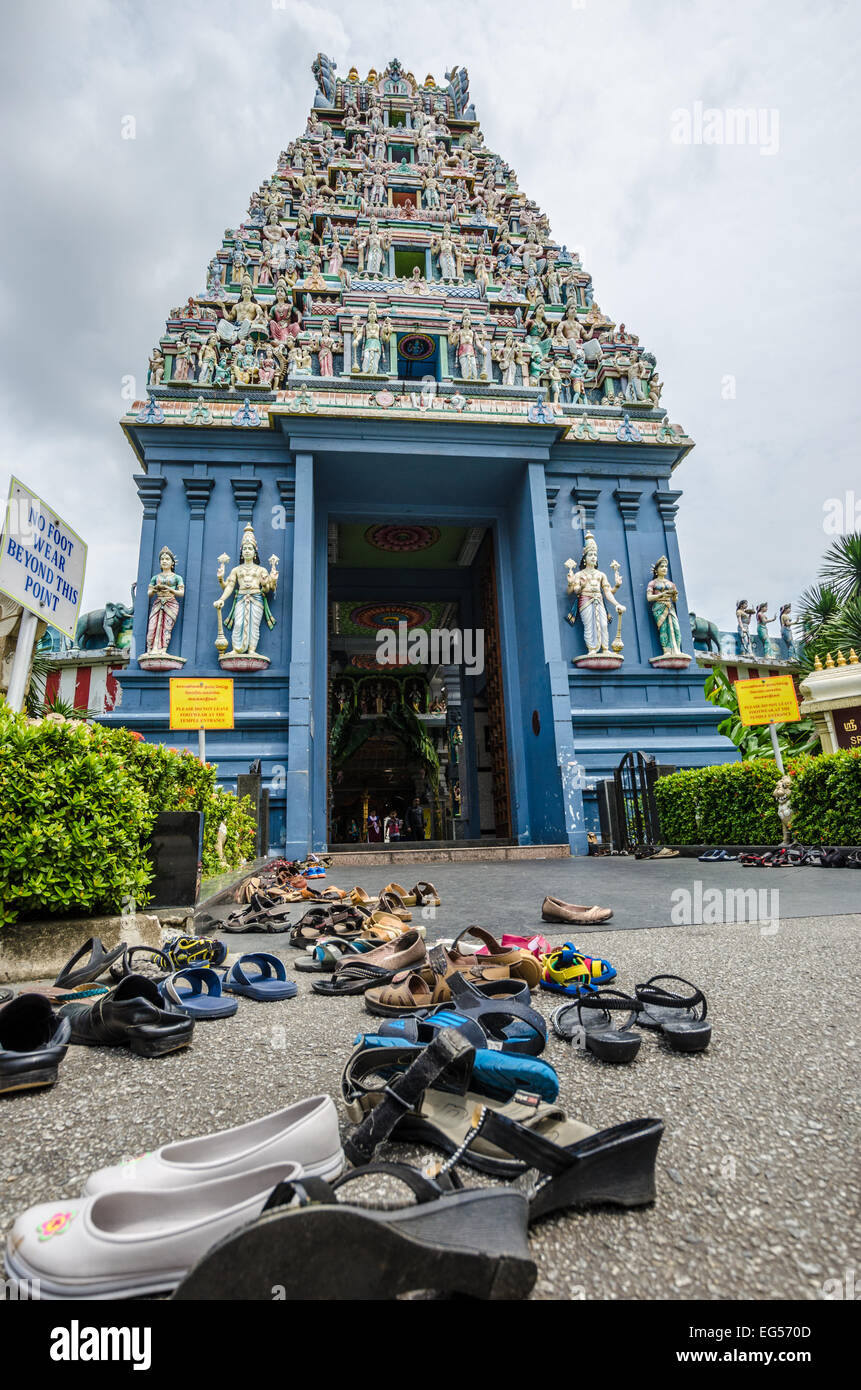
<box><xmin>734</xmin><ymin>675</ymin><xmax>801</xmax><ymax>774</ymax></box>
<box><xmin>169</xmin><ymin>678</ymin><xmax>234</xmax><ymax>764</ymax></box>
<box><xmin>0</xmin><ymin>477</ymin><xmax>87</xmax><ymax>713</ymax></box>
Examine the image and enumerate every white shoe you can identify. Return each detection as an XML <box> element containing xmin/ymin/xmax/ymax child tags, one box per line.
<box><xmin>5</xmin><ymin>1162</ymin><xmax>302</xmax><ymax>1299</ymax></box>
<box><xmin>83</xmin><ymin>1095</ymin><xmax>343</xmax><ymax>1196</ymax></box>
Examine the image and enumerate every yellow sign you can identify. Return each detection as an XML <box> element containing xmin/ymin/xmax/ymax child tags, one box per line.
<box><xmin>169</xmin><ymin>678</ymin><xmax>234</xmax><ymax>730</ymax></box>
<box><xmin>735</xmin><ymin>675</ymin><xmax>800</xmax><ymax>727</ymax></box>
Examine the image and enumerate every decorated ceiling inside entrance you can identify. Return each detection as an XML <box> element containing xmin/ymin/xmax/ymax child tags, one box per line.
<box><xmin>126</xmin><ymin>55</ymin><xmax>690</xmax><ymax>450</ymax></box>
<box><xmin>333</xmin><ymin>522</ymin><xmax>470</xmax><ymax>568</ymax></box>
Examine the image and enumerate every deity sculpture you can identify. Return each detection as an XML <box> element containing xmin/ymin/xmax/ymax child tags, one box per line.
<box><xmin>148</xmin><ymin>347</ymin><xmax>165</xmax><ymax>386</ymax></box>
<box><xmin>736</xmin><ymin>599</ymin><xmax>755</xmax><ymax>655</ymax></box>
<box><xmin>145</xmin><ymin>546</ymin><xmax>184</xmax><ymax>657</ymax></box>
<box><xmin>646</xmin><ymin>556</ymin><xmax>687</xmax><ymax>660</ymax></box>
<box><xmin>268</xmin><ymin>279</ymin><xmax>298</xmax><ymax>346</ymax></box>
<box><xmin>197</xmin><ymin>335</ymin><xmax>219</xmax><ymax>386</ymax></box>
<box><xmin>354</xmin><ymin>301</ymin><xmax>391</xmax><ymax>374</ymax></box>
<box><xmin>779</xmin><ymin>603</ymin><xmax>796</xmax><ymax>659</ymax></box>
<box><xmin>619</xmin><ymin>349</ymin><xmax>648</xmax><ymax>403</ymax></box>
<box><xmin>218</xmin><ymin>276</ymin><xmax>266</xmax><ymax>344</ymax></box>
<box><xmin>450</xmin><ymin>310</ymin><xmax>485</xmax><ymax>380</ymax></box>
<box><xmin>565</xmin><ymin>532</ymin><xmax>625</xmax><ymax>664</ymax></box>
<box><xmin>214</xmin><ymin>524</ymin><xmax>278</xmax><ymax>666</ymax></box>
<box><xmin>431</xmin><ymin>222</ymin><xmax>460</xmax><ymax>282</ymax></box>
<box><xmin>315</xmin><ymin>324</ymin><xmax>339</xmax><ymax>376</ymax></box>
<box><xmin>756</xmin><ymin>603</ymin><xmax>776</xmax><ymax>656</ymax></box>
<box><xmin>493</xmin><ymin>331</ymin><xmax>518</xmax><ymax>387</ymax></box>
<box><xmin>363</xmin><ymin>217</ymin><xmax>390</xmax><ymax>278</ymax></box>
<box><xmin>773</xmin><ymin>775</ymin><xmax>794</xmax><ymax>845</ymax></box>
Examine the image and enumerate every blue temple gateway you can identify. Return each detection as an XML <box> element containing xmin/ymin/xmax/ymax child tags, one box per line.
<box><xmin>107</xmin><ymin>55</ymin><xmax>735</xmax><ymax>855</ymax></box>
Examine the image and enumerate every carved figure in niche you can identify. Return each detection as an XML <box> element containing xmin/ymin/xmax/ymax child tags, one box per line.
<box><xmin>146</xmin><ymin>547</ymin><xmax>184</xmax><ymax>655</ymax></box>
<box><xmin>214</xmin><ymin>524</ymin><xmax>278</xmax><ymax>658</ymax></box>
<box><xmin>736</xmin><ymin>599</ymin><xmax>755</xmax><ymax>655</ymax></box>
<box><xmin>646</xmin><ymin>556</ymin><xmax>684</xmax><ymax>656</ymax></box>
<box><xmin>565</xmin><ymin>532</ymin><xmax>625</xmax><ymax>657</ymax></box>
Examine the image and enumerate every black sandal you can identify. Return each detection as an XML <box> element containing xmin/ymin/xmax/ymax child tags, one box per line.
<box><xmin>108</xmin><ymin>945</ymin><xmax>172</xmax><ymax>984</ymax></box>
<box><xmin>172</xmin><ymin>1160</ymin><xmax>536</xmax><ymax>1301</ymax></box>
<box><xmin>465</xmin><ymin>1106</ymin><xmax>664</xmax><ymax>1220</ymax></box>
<box><xmin>551</xmin><ymin>989</ymin><xmax>643</xmax><ymax>1063</ymax></box>
<box><xmin>54</xmin><ymin>937</ymin><xmax>127</xmax><ymax>991</ymax></box>
<box><xmin>634</xmin><ymin>975</ymin><xmax>712</xmax><ymax>1052</ymax></box>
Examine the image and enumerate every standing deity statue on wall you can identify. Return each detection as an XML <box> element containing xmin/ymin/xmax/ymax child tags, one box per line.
<box><xmin>432</xmin><ymin>223</ymin><xmax>459</xmax><ymax>282</ymax></box>
<box><xmin>736</xmin><ymin>599</ymin><xmax>755</xmax><ymax>655</ymax></box>
<box><xmin>214</xmin><ymin>524</ymin><xmax>278</xmax><ymax>665</ymax></box>
<box><xmin>145</xmin><ymin>547</ymin><xmax>184</xmax><ymax>656</ymax></box>
<box><xmin>565</xmin><ymin>532</ymin><xmax>626</xmax><ymax>662</ymax></box>
<box><xmin>779</xmin><ymin>603</ymin><xmax>796</xmax><ymax>659</ymax></box>
<box><xmin>646</xmin><ymin>556</ymin><xmax>685</xmax><ymax>656</ymax></box>
<box><xmin>756</xmin><ymin>602</ymin><xmax>776</xmax><ymax>657</ymax></box>
<box><xmin>354</xmin><ymin>301</ymin><xmax>390</xmax><ymax>374</ymax></box>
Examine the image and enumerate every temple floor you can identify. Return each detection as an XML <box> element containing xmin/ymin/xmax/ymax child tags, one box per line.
<box><xmin>1</xmin><ymin>864</ymin><xmax>857</xmax><ymax>1299</ymax></box>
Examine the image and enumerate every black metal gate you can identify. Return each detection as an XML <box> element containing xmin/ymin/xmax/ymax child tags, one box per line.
<box><xmin>613</xmin><ymin>751</ymin><xmax>661</xmax><ymax>852</ymax></box>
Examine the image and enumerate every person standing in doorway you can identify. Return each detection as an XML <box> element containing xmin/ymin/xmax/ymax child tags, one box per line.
<box><xmin>407</xmin><ymin>797</ymin><xmax>426</xmax><ymax>842</ymax></box>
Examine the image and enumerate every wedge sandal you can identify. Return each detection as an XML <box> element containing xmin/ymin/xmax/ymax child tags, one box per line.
<box><xmin>634</xmin><ymin>975</ymin><xmax>712</xmax><ymax>1052</ymax></box>
<box><xmin>466</xmin><ymin>1106</ymin><xmax>665</xmax><ymax>1218</ymax></box>
<box><xmin>172</xmin><ymin>1162</ymin><xmax>536</xmax><ymax>1302</ymax></box>
<box><xmin>551</xmin><ymin>989</ymin><xmax>643</xmax><ymax>1063</ymax></box>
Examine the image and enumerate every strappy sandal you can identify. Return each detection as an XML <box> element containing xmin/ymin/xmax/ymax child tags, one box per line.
<box><xmin>465</xmin><ymin>1105</ymin><xmax>665</xmax><ymax>1219</ymax></box>
<box><xmin>364</xmin><ymin>943</ymin><xmax>529</xmax><ymax>1018</ymax></box>
<box><xmin>54</xmin><ymin>938</ymin><xmax>127</xmax><ymax>991</ymax></box>
<box><xmin>109</xmin><ymin>945</ymin><xmax>173</xmax><ymax>985</ymax></box>
<box><xmin>172</xmin><ymin>1159</ymin><xmax>536</xmax><ymax>1302</ymax></box>
<box><xmin>374</xmin><ymin>973</ymin><xmax>546</xmax><ymax>1057</ymax></box>
<box><xmin>540</xmin><ymin>943</ymin><xmax>616</xmax><ymax>994</ymax></box>
<box><xmin>551</xmin><ymin>989</ymin><xmax>643</xmax><ymax>1063</ymax></box>
<box><xmin>311</xmin><ymin>931</ymin><xmax>428</xmax><ymax>997</ymax></box>
<box><xmin>289</xmin><ymin>907</ymin><xmax>364</xmax><ymax>948</ymax></box>
<box><xmin>445</xmin><ymin>927</ymin><xmax>543</xmax><ymax>988</ymax></box>
<box><xmin>348</xmin><ymin>887</ymin><xmax>378</xmax><ymax>910</ymax></box>
<box><xmin>342</xmin><ymin>1030</ymin><xmax>595</xmax><ymax>1177</ymax></box>
<box><xmin>356</xmin><ymin>909</ymin><xmax>420</xmax><ymax>937</ymax></box>
<box><xmin>634</xmin><ymin>975</ymin><xmax>712</xmax><ymax>1053</ymax></box>
<box><xmin>352</xmin><ymin>1034</ymin><xmax>559</xmax><ymax>1103</ymax></box>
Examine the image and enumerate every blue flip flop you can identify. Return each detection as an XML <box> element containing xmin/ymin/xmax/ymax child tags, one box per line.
<box><xmin>223</xmin><ymin>953</ymin><xmax>298</xmax><ymax>1001</ymax></box>
<box><xmin>353</xmin><ymin>1034</ymin><xmax>560</xmax><ymax>1104</ymax></box>
<box><xmin>160</xmin><ymin>967</ymin><xmax>238</xmax><ymax>1020</ymax></box>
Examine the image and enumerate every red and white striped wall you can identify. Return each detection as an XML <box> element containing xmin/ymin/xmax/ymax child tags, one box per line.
<box><xmin>43</xmin><ymin>654</ymin><xmax>129</xmax><ymax>713</ymax></box>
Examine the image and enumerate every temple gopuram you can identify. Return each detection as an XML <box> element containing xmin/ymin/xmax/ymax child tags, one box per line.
<box><xmin>111</xmin><ymin>55</ymin><xmax>734</xmax><ymax>855</ymax></box>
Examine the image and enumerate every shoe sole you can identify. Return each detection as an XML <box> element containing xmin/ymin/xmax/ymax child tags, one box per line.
<box><xmin>0</xmin><ymin>1067</ymin><xmax>59</xmax><ymax>1094</ymax></box>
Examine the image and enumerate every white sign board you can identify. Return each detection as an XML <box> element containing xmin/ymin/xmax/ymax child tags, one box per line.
<box><xmin>0</xmin><ymin>477</ymin><xmax>87</xmax><ymax>640</ymax></box>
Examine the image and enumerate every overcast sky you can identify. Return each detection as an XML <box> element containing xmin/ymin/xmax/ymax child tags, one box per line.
<box><xmin>1</xmin><ymin>0</ymin><xmax>858</xmax><ymax>628</ymax></box>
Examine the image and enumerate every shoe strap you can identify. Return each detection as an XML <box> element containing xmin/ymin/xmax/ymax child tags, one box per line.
<box><xmin>471</xmin><ymin>1107</ymin><xmax>572</xmax><ymax>1177</ymax></box>
<box><xmin>635</xmin><ymin>975</ymin><xmax>707</xmax><ymax>1019</ymax></box>
<box><xmin>343</xmin><ymin>1030</ymin><xmax>476</xmax><ymax>1166</ymax></box>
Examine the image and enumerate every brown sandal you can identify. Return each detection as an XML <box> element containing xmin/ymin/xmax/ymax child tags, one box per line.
<box><xmin>412</xmin><ymin>881</ymin><xmax>441</xmax><ymax>907</ymax></box>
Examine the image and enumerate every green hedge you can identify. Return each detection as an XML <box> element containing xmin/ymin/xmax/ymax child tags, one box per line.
<box><xmin>0</xmin><ymin>707</ymin><xmax>256</xmax><ymax>926</ymax></box>
<box><xmin>655</xmin><ymin>750</ymin><xmax>861</xmax><ymax>845</ymax></box>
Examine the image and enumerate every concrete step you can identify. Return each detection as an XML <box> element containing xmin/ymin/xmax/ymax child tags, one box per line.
<box><xmin>325</xmin><ymin>844</ymin><xmax>571</xmax><ymax>866</ymax></box>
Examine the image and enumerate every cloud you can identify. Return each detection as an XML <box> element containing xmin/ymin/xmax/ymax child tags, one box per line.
<box><xmin>0</xmin><ymin>0</ymin><xmax>858</xmax><ymax>630</ymax></box>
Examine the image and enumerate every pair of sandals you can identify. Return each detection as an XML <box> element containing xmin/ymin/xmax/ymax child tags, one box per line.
<box><xmin>159</xmin><ymin>954</ymin><xmax>297</xmax><ymax>1019</ymax></box>
<box><xmin>698</xmin><ymin>849</ymin><xmax>739</xmax><ymax>862</ymax></box>
<box><xmin>349</xmin><ymin>881</ymin><xmax>440</xmax><ymax>912</ymax></box>
<box><xmin>539</xmin><ymin>943</ymin><xmax>617</xmax><ymax>995</ymax></box>
<box><xmin>551</xmin><ymin>975</ymin><xmax>711</xmax><ymax>1062</ymax></box>
<box><xmin>341</xmin><ymin>1028</ymin><xmax>664</xmax><ymax>1216</ymax></box>
<box><xmin>362</xmin><ymin>927</ymin><xmax>542</xmax><ymax>1018</ymax></box>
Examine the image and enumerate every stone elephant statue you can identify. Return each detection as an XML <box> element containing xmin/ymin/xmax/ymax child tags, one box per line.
<box><xmin>74</xmin><ymin>601</ymin><xmax>134</xmax><ymax>651</ymax></box>
<box><xmin>689</xmin><ymin>611</ymin><xmax>721</xmax><ymax>654</ymax></box>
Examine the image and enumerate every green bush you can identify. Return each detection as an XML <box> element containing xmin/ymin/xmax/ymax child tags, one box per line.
<box><xmin>0</xmin><ymin>709</ymin><xmax>153</xmax><ymax>927</ymax></box>
<box><xmin>655</xmin><ymin>750</ymin><xmax>860</xmax><ymax>845</ymax></box>
<box><xmin>0</xmin><ymin>707</ymin><xmax>257</xmax><ymax>925</ymax></box>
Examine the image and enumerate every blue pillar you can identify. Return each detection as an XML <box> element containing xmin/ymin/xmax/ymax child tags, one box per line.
<box><xmin>133</xmin><ymin>475</ymin><xmax>165</xmax><ymax>660</ymax></box>
<box><xmin>181</xmin><ymin>477</ymin><xmax>214</xmax><ymax>665</ymax></box>
<box><xmin>285</xmin><ymin>452</ymin><xmax>315</xmax><ymax>856</ymax></box>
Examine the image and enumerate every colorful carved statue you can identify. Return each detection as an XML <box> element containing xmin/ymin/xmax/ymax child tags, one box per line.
<box><xmin>565</xmin><ymin>533</ymin><xmax>625</xmax><ymax>659</ymax></box>
<box><xmin>779</xmin><ymin>603</ymin><xmax>796</xmax><ymax>659</ymax></box>
<box><xmin>756</xmin><ymin>603</ymin><xmax>775</xmax><ymax>656</ymax></box>
<box><xmin>736</xmin><ymin>599</ymin><xmax>755</xmax><ymax>655</ymax></box>
<box><xmin>214</xmin><ymin>524</ymin><xmax>278</xmax><ymax>660</ymax></box>
<box><xmin>146</xmin><ymin>547</ymin><xmax>184</xmax><ymax>656</ymax></box>
<box><xmin>355</xmin><ymin>301</ymin><xmax>390</xmax><ymax>374</ymax></box>
<box><xmin>646</xmin><ymin>556</ymin><xmax>684</xmax><ymax>656</ymax></box>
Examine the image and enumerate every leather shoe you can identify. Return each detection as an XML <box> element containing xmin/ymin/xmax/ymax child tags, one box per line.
<box><xmin>60</xmin><ymin>974</ymin><xmax>193</xmax><ymax>1057</ymax></box>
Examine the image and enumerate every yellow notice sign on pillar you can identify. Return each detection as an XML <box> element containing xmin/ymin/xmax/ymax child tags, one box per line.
<box><xmin>169</xmin><ymin>678</ymin><xmax>234</xmax><ymax>730</ymax></box>
<box><xmin>734</xmin><ymin>675</ymin><xmax>800</xmax><ymax>727</ymax></box>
